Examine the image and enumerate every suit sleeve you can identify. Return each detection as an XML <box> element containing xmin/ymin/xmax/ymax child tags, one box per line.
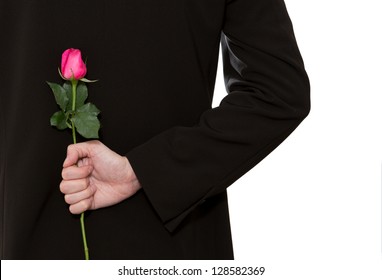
<box><xmin>126</xmin><ymin>0</ymin><xmax>310</xmax><ymax>232</ymax></box>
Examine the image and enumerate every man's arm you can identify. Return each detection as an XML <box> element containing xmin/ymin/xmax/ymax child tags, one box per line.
<box><xmin>60</xmin><ymin>0</ymin><xmax>310</xmax><ymax>231</ymax></box>
<box><xmin>126</xmin><ymin>0</ymin><xmax>310</xmax><ymax>231</ymax></box>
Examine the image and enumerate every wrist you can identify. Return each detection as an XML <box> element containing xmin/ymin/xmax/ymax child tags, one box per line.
<box><xmin>124</xmin><ymin>156</ymin><xmax>142</xmax><ymax>193</ymax></box>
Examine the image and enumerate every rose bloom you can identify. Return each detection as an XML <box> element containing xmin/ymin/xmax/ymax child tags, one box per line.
<box><xmin>61</xmin><ymin>48</ymin><xmax>87</xmax><ymax>80</ymax></box>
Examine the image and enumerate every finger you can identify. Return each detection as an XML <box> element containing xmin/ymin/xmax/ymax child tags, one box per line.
<box><xmin>64</xmin><ymin>186</ymin><xmax>95</xmax><ymax>205</ymax></box>
<box><xmin>62</xmin><ymin>164</ymin><xmax>93</xmax><ymax>180</ymax></box>
<box><xmin>63</xmin><ymin>142</ymin><xmax>94</xmax><ymax>168</ymax></box>
<box><xmin>69</xmin><ymin>198</ymin><xmax>93</xmax><ymax>214</ymax></box>
<box><xmin>59</xmin><ymin>177</ymin><xmax>89</xmax><ymax>194</ymax></box>
<box><xmin>77</xmin><ymin>157</ymin><xmax>91</xmax><ymax>168</ymax></box>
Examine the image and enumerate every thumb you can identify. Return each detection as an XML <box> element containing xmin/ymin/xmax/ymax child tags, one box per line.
<box><xmin>63</xmin><ymin>143</ymin><xmax>91</xmax><ymax>167</ymax></box>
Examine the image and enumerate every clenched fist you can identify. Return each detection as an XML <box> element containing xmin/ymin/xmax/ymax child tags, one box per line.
<box><xmin>60</xmin><ymin>140</ymin><xmax>141</xmax><ymax>214</ymax></box>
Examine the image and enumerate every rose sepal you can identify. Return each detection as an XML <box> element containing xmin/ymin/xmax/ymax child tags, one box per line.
<box><xmin>80</xmin><ymin>77</ymin><xmax>98</xmax><ymax>83</ymax></box>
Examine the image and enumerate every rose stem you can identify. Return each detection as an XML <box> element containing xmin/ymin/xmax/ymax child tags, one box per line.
<box><xmin>71</xmin><ymin>79</ymin><xmax>89</xmax><ymax>260</ymax></box>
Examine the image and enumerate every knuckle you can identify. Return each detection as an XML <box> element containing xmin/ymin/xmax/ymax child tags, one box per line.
<box><xmin>85</xmin><ymin>177</ymin><xmax>90</xmax><ymax>188</ymax></box>
<box><xmin>79</xmin><ymin>179</ymin><xmax>87</xmax><ymax>191</ymax></box>
<box><xmin>80</xmin><ymin>167</ymin><xmax>88</xmax><ymax>177</ymax></box>
<box><xmin>87</xmin><ymin>165</ymin><xmax>93</xmax><ymax>174</ymax></box>
<box><xmin>69</xmin><ymin>205</ymin><xmax>78</xmax><ymax>214</ymax></box>
<box><xmin>61</xmin><ymin>169</ymin><xmax>67</xmax><ymax>180</ymax></box>
<box><xmin>67</xmin><ymin>143</ymin><xmax>75</xmax><ymax>152</ymax></box>
<box><xmin>85</xmin><ymin>187</ymin><xmax>93</xmax><ymax>198</ymax></box>
<box><xmin>62</xmin><ymin>167</ymin><xmax>74</xmax><ymax>180</ymax></box>
<box><xmin>80</xmin><ymin>199</ymin><xmax>90</xmax><ymax>211</ymax></box>
<box><xmin>59</xmin><ymin>182</ymin><xmax>66</xmax><ymax>193</ymax></box>
<box><xmin>64</xmin><ymin>194</ymin><xmax>72</xmax><ymax>204</ymax></box>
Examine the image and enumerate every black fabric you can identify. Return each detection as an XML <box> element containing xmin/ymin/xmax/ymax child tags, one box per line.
<box><xmin>0</xmin><ymin>0</ymin><xmax>310</xmax><ymax>259</ymax></box>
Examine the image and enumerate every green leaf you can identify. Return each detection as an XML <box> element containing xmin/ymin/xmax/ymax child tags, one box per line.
<box><xmin>72</xmin><ymin>111</ymin><xmax>100</xmax><ymax>139</ymax></box>
<box><xmin>76</xmin><ymin>82</ymin><xmax>88</xmax><ymax>108</ymax></box>
<box><xmin>77</xmin><ymin>102</ymin><xmax>100</xmax><ymax>115</ymax></box>
<box><xmin>73</xmin><ymin>103</ymin><xmax>101</xmax><ymax>138</ymax></box>
<box><xmin>47</xmin><ymin>82</ymin><xmax>68</xmax><ymax>111</ymax></box>
<box><xmin>50</xmin><ymin>111</ymin><xmax>68</xmax><ymax>130</ymax></box>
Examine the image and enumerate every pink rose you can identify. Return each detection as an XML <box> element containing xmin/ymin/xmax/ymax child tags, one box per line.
<box><xmin>61</xmin><ymin>48</ymin><xmax>87</xmax><ymax>80</ymax></box>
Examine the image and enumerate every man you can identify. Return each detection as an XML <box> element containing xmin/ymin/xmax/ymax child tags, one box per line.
<box><xmin>0</xmin><ymin>0</ymin><xmax>309</xmax><ymax>259</ymax></box>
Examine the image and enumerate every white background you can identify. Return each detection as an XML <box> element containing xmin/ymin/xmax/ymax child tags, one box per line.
<box><xmin>2</xmin><ymin>0</ymin><xmax>382</xmax><ymax>279</ymax></box>
<box><xmin>224</xmin><ymin>0</ymin><xmax>382</xmax><ymax>278</ymax></box>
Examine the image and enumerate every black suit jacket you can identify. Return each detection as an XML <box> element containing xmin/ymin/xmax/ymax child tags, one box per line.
<box><xmin>0</xmin><ymin>0</ymin><xmax>310</xmax><ymax>259</ymax></box>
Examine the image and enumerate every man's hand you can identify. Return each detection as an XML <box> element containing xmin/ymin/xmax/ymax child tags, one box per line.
<box><xmin>60</xmin><ymin>140</ymin><xmax>141</xmax><ymax>214</ymax></box>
